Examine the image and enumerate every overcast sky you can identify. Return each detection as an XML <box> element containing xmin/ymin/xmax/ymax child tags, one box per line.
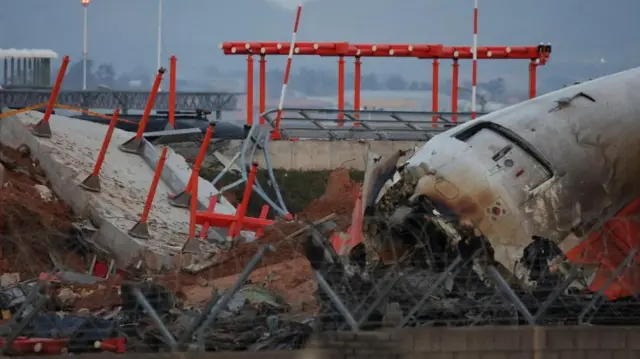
<box><xmin>1</xmin><ymin>0</ymin><xmax>638</xmax><ymax>92</ymax></box>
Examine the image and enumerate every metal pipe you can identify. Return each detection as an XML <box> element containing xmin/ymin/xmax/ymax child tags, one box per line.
<box><xmin>578</xmin><ymin>247</ymin><xmax>638</xmax><ymax>324</ymax></box>
<box><xmin>398</xmin><ymin>256</ymin><xmax>463</xmax><ymax>328</ymax></box>
<box><xmin>431</xmin><ymin>58</ymin><xmax>439</xmax><ymax>126</ymax></box>
<box><xmin>533</xmin><ymin>265</ymin><xmax>581</xmax><ymax>323</ymax></box>
<box><xmin>313</xmin><ymin>270</ymin><xmax>359</xmax><ymax>331</ymax></box>
<box><xmin>194</xmin><ymin>244</ymin><xmax>274</xmax><ymax>349</ymax></box>
<box><xmin>486</xmin><ymin>265</ymin><xmax>535</xmax><ymax>324</ymax></box>
<box><xmin>156</xmin><ymin>0</ymin><xmax>163</xmax><ymax>90</ymax></box>
<box><xmin>451</xmin><ymin>59</ymin><xmax>459</xmax><ymax>123</ymax></box>
<box><xmin>259</xmin><ymin>55</ymin><xmax>266</xmax><ymax>124</ymax></box>
<box><xmin>471</xmin><ymin>0</ymin><xmax>479</xmax><ymax>119</ymax></box>
<box><xmin>355</xmin><ymin>275</ymin><xmax>404</xmax><ymax>328</ymax></box>
<box><xmin>529</xmin><ymin>60</ymin><xmax>537</xmax><ymax>99</ymax></box>
<box><xmin>354</xmin><ymin>56</ymin><xmax>361</xmax><ymax>121</ymax></box>
<box><xmin>337</xmin><ymin>55</ymin><xmax>345</xmax><ymax>125</ymax></box>
<box><xmin>82</xmin><ymin>3</ymin><xmax>88</xmax><ymax>90</ymax></box>
<box><xmin>131</xmin><ymin>287</ymin><xmax>178</xmax><ymax>351</ymax></box>
<box><xmin>246</xmin><ymin>55</ymin><xmax>254</xmax><ymax>126</ymax></box>
<box><xmin>178</xmin><ymin>290</ymin><xmax>220</xmax><ymax>345</ymax></box>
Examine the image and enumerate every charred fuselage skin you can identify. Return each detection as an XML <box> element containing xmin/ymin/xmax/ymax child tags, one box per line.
<box><xmin>398</xmin><ymin>66</ymin><xmax>640</xmax><ymax>271</ymax></box>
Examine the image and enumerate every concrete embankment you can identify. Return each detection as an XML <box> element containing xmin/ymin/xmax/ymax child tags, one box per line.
<box><xmin>0</xmin><ymin>110</ymin><xmax>235</xmax><ymax>271</ymax></box>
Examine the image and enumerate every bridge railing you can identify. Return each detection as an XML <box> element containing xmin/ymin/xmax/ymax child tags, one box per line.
<box><xmin>0</xmin><ymin>89</ymin><xmax>241</xmax><ymax>113</ymax></box>
<box><xmin>260</xmin><ymin>107</ymin><xmax>488</xmax><ymax>140</ymax></box>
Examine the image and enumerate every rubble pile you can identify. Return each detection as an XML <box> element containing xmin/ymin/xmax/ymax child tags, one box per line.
<box><xmin>3</xmin><ymin>139</ymin><xmax>639</xmax><ymax>355</ymax></box>
<box><xmin>177</xmin><ymin>168</ymin><xmax>361</xmax><ymax>315</ymax></box>
<box><xmin>190</xmin><ymin>168</ymin><xmax>359</xmax><ymax>279</ymax></box>
<box><xmin>0</xmin><ymin>144</ymin><xmax>81</xmax><ymax>279</ymax></box>
<box><xmin>0</xmin><ymin>165</ymin><xmax>362</xmax><ymax>354</ymax></box>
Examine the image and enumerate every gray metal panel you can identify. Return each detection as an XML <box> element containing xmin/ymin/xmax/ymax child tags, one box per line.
<box><xmin>143</xmin><ymin>128</ymin><xmax>204</xmax><ymax>144</ymax></box>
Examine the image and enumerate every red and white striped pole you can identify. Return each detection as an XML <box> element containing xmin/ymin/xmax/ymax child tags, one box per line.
<box><xmin>271</xmin><ymin>5</ymin><xmax>302</xmax><ymax>140</ymax></box>
<box><xmin>471</xmin><ymin>0</ymin><xmax>478</xmax><ymax>119</ymax></box>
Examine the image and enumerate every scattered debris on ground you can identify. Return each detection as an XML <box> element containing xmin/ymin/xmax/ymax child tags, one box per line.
<box><xmin>0</xmin><ymin>144</ymin><xmax>80</xmax><ymax>279</ymax></box>
<box><xmin>2</xmin><ymin>136</ymin><xmax>637</xmax><ymax>356</ymax></box>
<box><xmin>189</xmin><ymin>168</ymin><xmax>359</xmax><ymax>280</ymax></box>
<box><xmin>0</xmin><ymin>154</ymin><xmax>356</xmax><ymax>354</ymax></box>
<box><xmin>174</xmin><ymin>168</ymin><xmax>361</xmax><ymax>318</ymax></box>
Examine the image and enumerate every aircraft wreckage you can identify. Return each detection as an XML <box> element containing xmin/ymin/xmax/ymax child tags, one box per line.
<box><xmin>312</xmin><ymin>65</ymin><xmax>640</xmax><ymax>326</ymax></box>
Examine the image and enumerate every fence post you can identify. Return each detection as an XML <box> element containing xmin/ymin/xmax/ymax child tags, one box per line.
<box><xmin>80</xmin><ymin>109</ymin><xmax>120</xmax><ymax>192</ymax></box>
<box><xmin>31</xmin><ymin>56</ymin><xmax>70</xmax><ymax>138</ymax></box>
<box><xmin>129</xmin><ymin>146</ymin><xmax>169</xmax><ymax>239</ymax></box>
<box><xmin>120</xmin><ymin>67</ymin><xmax>166</xmax><ymax>154</ymax></box>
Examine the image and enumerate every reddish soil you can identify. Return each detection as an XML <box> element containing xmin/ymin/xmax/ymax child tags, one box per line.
<box><xmin>0</xmin><ymin>144</ymin><xmax>76</xmax><ymax>279</ymax></box>
<box><xmin>172</xmin><ymin>168</ymin><xmax>361</xmax><ymax>312</ymax></box>
<box><xmin>50</xmin><ymin>277</ymin><xmax>124</xmax><ymax>311</ymax></box>
<box><xmin>201</xmin><ymin>168</ymin><xmax>360</xmax><ymax>280</ymax></box>
<box><xmin>185</xmin><ymin>257</ymin><xmax>317</xmax><ymax>314</ymax></box>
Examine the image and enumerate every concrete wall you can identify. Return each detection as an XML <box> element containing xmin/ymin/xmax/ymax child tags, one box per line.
<box><xmin>307</xmin><ymin>326</ymin><xmax>640</xmax><ymax>358</ymax></box>
<box><xmin>35</xmin><ymin>326</ymin><xmax>640</xmax><ymax>358</ymax></box>
<box><xmin>177</xmin><ymin>140</ymin><xmax>423</xmax><ymax>171</ymax></box>
<box><xmin>257</xmin><ymin>140</ymin><xmax>422</xmax><ymax>171</ymax></box>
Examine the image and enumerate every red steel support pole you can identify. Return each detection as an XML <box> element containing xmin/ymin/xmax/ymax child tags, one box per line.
<box><xmin>80</xmin><ymin>109</ymin><xmax>120</xmax><ymax>192</ymax></box>
<box><xmin>169</xmin><ymin>122</ymin><xmax>215</xmax><ymax>208</ymax></box>
<box><xmin>168</xmin><ymin>56</ymin><xmax>177</xmax><ymax>129</ymax></box>
<box><xmin>337</xmin><ymin>55</ymin><xmax>345</xmax><ymax>126</ymax></box>
<box><xmin>471</xmin><ymin>0</ymin><xmax>479</xmax><ymax>119</ymax></box>
<box><xmin>228</xmin><ymin>162</ymin><xmax>259</xmax><ymax>239</ymax></box>
<box><xmin>452</xmin><ymin>59</ymin><xmax>459</xmax><ymax>123</ymax></box>
<box><xmin>432</xmin><ymin>58</ymin><xmax>439</xmax><ymax>127</ymax></box>
<box><xmin>246</xmin><ymin>55</ymin><xmax>254</xmax><ymax>126</ymax></box>
<box><xmin>354</xmin><ymin>56</ymin><xmax>361</xmax><ymax>125</ymax></box>
<box><xmin>128</xmin><ymin>146</ymin><xmax>168</xmax><ymax>239</ymax></box>
<box><xmin>529</xmin><ymin>60</ymin><xmax>537</xmax><ymax>99</ymax></box>
<box><xmin>259</xmin><ymin>55</ymin><xmax>267</xmax><ymax>124</ymax></box>
<box><xmin>189</xmin><ymin>174</ymin><xmax>199</xmax><ymax>241</ymax></box>
<box><xmin>199</xmin><ymin>195</ymin><xmax>218</xmax><ymax>240</ymax></box>
<box><xmin>137</xmin><ymin>68</ymin><xmax>165</xmax><ymax>139</ymax></box>
<box><xmin>31</xmin><ymin>55</ymin><xmax>70</xmax><ymax>138</ymax></box>
<box><xmin>120</xmin><ymin>67</ymin><xmax>166</xmax><ymax>153</ymax></box>
<box><xmin>182</xmin><ymin>166</ymin><xmax>203</xmax><ymax>255</ymax></box>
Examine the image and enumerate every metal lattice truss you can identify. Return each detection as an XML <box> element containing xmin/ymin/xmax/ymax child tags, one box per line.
<box><xmin>0</xmin><ymin>89</ymin><xmax>240</xmax><ymax>112</ymax></box>
<box><xmin>265</xmin><ymin>108</ymin><xmax>488</xmax><ymax>141</ymax></box>
<box><xmin>210</xmin><ymin>124</ymin><xmax>289</xmax><ymax>217</ymax></box>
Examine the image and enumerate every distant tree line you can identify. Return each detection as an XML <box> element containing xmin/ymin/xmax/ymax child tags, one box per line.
<box><xmin>60</xmin><ymin>60</ymin><xmax>151</xmax><ymax>90</ymax></box>
<box><xmin>59</xmin><ymin>60</ymin><xmax>509</xmax><ymax>102</ymax></box>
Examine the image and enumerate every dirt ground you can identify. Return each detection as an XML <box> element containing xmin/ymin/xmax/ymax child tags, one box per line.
<box><xmin>0</xmin><ymin>141</ymin><xmax>362</xmax><ymax>316</ymax></box>
<box><xmin>177</xmin><ymin>168</ymin><xmax>361</xmax><ymax>313</ymax></box>
<box><xmin>183</xmin><ymin>257</ymin><xmax>318</xmax><ymax>314</ymax></box>
<box><xmin>197</xmin><ymin>168</ymin><xmax>359</xmax><ymax>279</ymax></box>
<box><xmin>0</xmin><ymin>144</ymin><xmax>78</xmax><ymax>279</ymax></box>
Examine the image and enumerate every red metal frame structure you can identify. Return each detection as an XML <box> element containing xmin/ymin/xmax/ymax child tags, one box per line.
<box><xmin>220</xmin><ymin>41</ymin><xmax>551</xmax><ymax>134</ymax></box>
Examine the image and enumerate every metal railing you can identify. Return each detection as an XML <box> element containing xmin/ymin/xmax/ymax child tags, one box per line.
<box><xmin>0</xmin><ymin>89</ymin><xmax>240</xmax><ymax>112</ymax></box>
<box><xmin>262</xmin><ymin>108</ymin><xmax>488</xmax><ymax>140</ymax></box>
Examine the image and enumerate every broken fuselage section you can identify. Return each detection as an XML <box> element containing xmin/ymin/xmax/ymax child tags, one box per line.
<box><xmin>364</xmin><ymin>66</ymin><xmax>640</xmax><ymax>298</ymax></box>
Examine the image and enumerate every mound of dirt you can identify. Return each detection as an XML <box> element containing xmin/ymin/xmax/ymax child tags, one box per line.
<box><xmin>0</xmin><ymin>144</ymin><xmax>75</xmax><ymax>278</ymax></box>
<box><xmin>189</xmin><ymin>168</ymin><xmax>361</xmax><ymax>283</ymax></box>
